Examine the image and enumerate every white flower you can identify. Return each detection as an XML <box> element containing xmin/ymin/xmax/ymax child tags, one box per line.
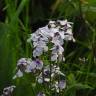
<box><xmin>52</xmin><ymin>66</ymin><xmax>65</xmax><ymax>76</ymax></box>
<box><xmin>44</xmin><ymin>78</ymin><xmax>50</xmax><ymax>82</ymax></box>
<box><xmin>48</xmin><ymin>20</ymin><xmax>56</xmax><ymax>28</ymax></box>
<box><xmin>36</xmin><ymin>74</ymin><xmax>43</xmax><ymax>84</ymax></box>
<box><xmin>37</xmin><ymin>77</ymin><xmax>43</xmax><ymax>84</ymax></box>
<box><xmin>57</xmin><ymin>19</ymin><xmax>73</xmax><ymax>27</ymax></box>
<box><xmin>64</xmin><ymin>28</ymin><xmax>75</xmax><ymax>41</ymax></box>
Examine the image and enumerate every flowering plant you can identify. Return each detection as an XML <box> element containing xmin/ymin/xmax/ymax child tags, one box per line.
<box><xmin>1</xmin><ymin>20</ymin><xmax>75</xmax><ymax>96</ymax></box>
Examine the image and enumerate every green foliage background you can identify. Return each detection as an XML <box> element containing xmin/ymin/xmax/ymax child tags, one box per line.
<box><xmin>0</xmin><ymin>0</ymin><xmax>96</xmax><ymax>96</ymax></box>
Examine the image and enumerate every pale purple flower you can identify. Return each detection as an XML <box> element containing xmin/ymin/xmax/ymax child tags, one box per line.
<box><xmin>32</xmin><ymin>40</ymin><xmax>48</xmax><ymax>57</ymax></box>
<box><xmin>32</xmin><ymin>39</ymin><xmax>48</xmax><ymax>57</ymax></box>
<box><xmin>17</xmin><ymin>58</ymin><xmax>27</xmax><ymax>66</ymax></box>
<box><xmin>39</xmin><ymin>26</ymin><xmax>50</xmax><ymax>38</ymax></box>
<box><xmin>58</xmin><ymin>80</ymin><xmax>66</xmax><ymax>90</ymax></box>
<box><xmin>33</xmin><ymin>47</ymin><xmax>44</xmax><ymax>57</ymax></box>
<box><xmin>27</xmin><ymin>20</ymin><xmax>75</xmax><ymax>60</ymax></box>
<box><xmin>51</xmin><ymin>53</ymin><xmax>58</xmax><ymax>62</ymax></box>
<box><xmin>37</xmin><ymin>92</ymin><xmax>45</xmax><ymax>96</ymax></box>
<box><xmin>13</xmin><ymin>58</ymin><xmax>28</xmax><ymax>79</ymax></box>
<box><xmin>17</xmin><ymin>58</ymin><xmax>32</xmax><ymax>72</ymax></box>
<box><xmin>35</xmin><ymin>59</ymin><xmax>43</xmax><ymax>70</ymax></box>
<box><xmin>52</xmin><ymin>80</ymin><xmax>66</xmax><ymax>93</ymax></box>
<box><xmin>25</xmin><ymin>61</ymin><xmax>36</xmax><ymax>73</ymax></box>
<box><xmin>13</xmin><ymin>69</ymin><xmax>23</xmax><ymax>79</ymax></box>
<box><xmin>26</xmin><ymin>58</ymin><xmax>43</xmax><ymax>72</ymax></box>
<box><xmin>51</xmin><ymin>44</ymin><xmax>64</xmax><ymax>62</ymax></box>
<box><xmin>51</xmin><ymin>32</ymin><xmax>64</xmax><ymax>45</ymax></box>
<box><xmin>13</xmin><ymin>58</ymin><xmax>44</xmax><ymax>79</ymax></box>
<box><xmin>49</xmin><ymin>28</ymin><xmax>59</xmax><ymax>37</ymax></box>
<box><xmin>51</xmin><ymin>45</ymin><xmax>64</xmax><ymax>55</ymax></box>
<box><xmin>1</xmin><ymin>85</ymin><xmax>16</xmax><ymax>96</ymax></box>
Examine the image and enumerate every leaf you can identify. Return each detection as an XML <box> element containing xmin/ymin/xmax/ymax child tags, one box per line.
<box><xmin>67</xmin><ymin>73</ymin><xmax>76</xmax><ymax>85</ymax></box>
<box><xmin>77</xmin><ymin>71</ymin><xmax>96</xmax><ymax>77</ymax></box>
<box><xmin>17</xmin><ymin>0</ymin><xmax>28</xmax><ymax>15</ymax></box>
<box><xmin>74</xmin><ymin>83</ymin><xmax>93</xmax><ymax>89</ymax></box>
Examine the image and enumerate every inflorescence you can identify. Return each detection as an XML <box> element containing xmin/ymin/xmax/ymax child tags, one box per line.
<box><xmin>1</xmin><ymin>20</ymin><xmax>75</xmax><ymax>96</ymax></box>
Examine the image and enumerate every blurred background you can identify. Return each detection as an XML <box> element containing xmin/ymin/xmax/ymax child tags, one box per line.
<box><xmin>0</xmin><ymin>0</ymin><xmax>96</xmax><ymax>96</ymax></box>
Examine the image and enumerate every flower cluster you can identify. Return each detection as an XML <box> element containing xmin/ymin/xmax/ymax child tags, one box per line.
<box><xmin>1</xmin><ymin>85</ymin><xmax>16</xmax><ymax>96</ymax></box>
<box><xmin>37</xmin><ymin>64</ymin><xmax>65</xmax><ymax>84</ymax></box>
<box><xmin>13</xmin><ymin>58</ymin><xmax>66</xmax><ymax>93</ymax></box>
<box><xmin>36</xmin><ymin>64</ymin><xmax>66</xmax><ymax>93</ymax></box>
<box><xmin>28</xmin><ymin>20</ymin><xmax>75</xmax><ymax>62</ymax></box>
<box><xmin>13</xmin><ymin>58</ymin><xmax>43</xmax><ymax>79</ymax></box>
<box><xmin>12</xmin><ymin>20</ymin><xmax>75</xmax><ymax>96</ymax></box>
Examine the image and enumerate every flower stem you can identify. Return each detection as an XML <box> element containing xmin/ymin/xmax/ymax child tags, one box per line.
<box><xmin>50</xmin><ymin>60</ymin><xmax>52</xmax><ymax>96</ymax></box>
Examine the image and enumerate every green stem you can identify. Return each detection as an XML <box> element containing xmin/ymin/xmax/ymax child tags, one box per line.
<box><xmin>50</xmin><ymin>60</ymin><xmax>52</xmax><ymax>96</ymax></box>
